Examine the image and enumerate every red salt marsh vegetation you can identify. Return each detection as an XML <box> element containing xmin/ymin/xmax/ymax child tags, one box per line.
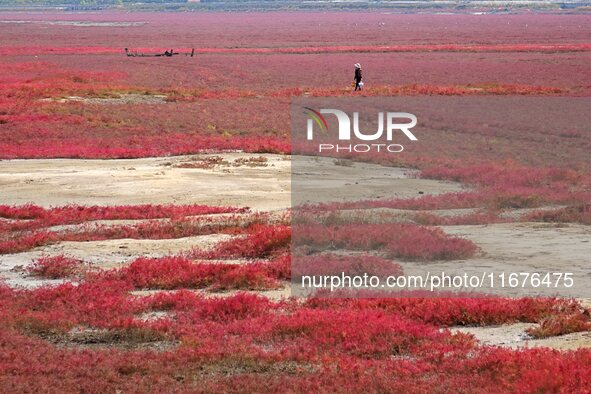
<box><xmin>0</xmin><ymin>10</ymin><xmax>590</xmax><ymax>393</ymax></box>
<box><xmin>1</xmin><ymin>273</ymin><xmax>591</xmax><ymax>392</ymax></box>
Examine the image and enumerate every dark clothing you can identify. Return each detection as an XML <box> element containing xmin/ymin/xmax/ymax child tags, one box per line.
<box><xmin>354</xmin><ymin>68</ymin><xmax>362</xmax><ymax>91</ymax></box>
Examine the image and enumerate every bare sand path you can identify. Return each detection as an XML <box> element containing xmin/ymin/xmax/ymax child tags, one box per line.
<box><xmin>453</xmin><ymin>323</ymin><xmax>591</xmax><ymax>350</ymax></box>
<box><xmin>0</xmin><ymin>153</ymin><xmax>462</xmax><ymax>211</ymax></box>
<box><xmin>401</xmin><ymin>222</ymin><xmax>591</xmax><ymax>298</ymax></box>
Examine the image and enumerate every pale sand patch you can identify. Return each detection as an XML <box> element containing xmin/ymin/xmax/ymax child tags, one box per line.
<box><xmin>198</xmin><ymin>287</ymin><xmax>291</xmax><ymax>301</ymax></box>
<box><xmin>453</xmin><ymin>323</ymin><xmax>591</xmax><ymax>350</ymax></box>
<box><xmin>40</xmin><ymin>94</ymin><xmax>167</xmax><ymax>105</ymax></box>
<box><xmin>401</xmin><ymin>222</ymin><xmax>591</xmax><ymax>298</ymax></box>
<box><xmin>292</xmin><ymin>156</ymin><xmax>463</xmax><ymax>206</ymax></box>
<box><xmin>0</xmin><ymin>153</ymin><xmax>462</xmax><ymax>212</ymax></box>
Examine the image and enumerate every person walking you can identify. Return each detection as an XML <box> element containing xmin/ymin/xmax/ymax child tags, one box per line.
<box><xmin>353</xmin><ymin>63</ymin><xmax>363</xmax><ymax>91</ymax></box>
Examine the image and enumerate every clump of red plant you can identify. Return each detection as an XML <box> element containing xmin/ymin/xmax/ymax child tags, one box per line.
<box><xmin>524</xmin><ymin>300</ymin><xmax>591</xmax><ymax>339</ymax></box>
<box><xmin>101</xmin><ymin>256</ymin><xmax>286</xmax><ymax>291</ymax></box>
<box><xmin>193</xmin><ymin>224</ymin><xmax>291</xmax><ymax>259</ymax></box>
<box><xmin>26</xmin><ymin>255</ymin><xmax>85</xmax><ymax>279</ymax></box>
<box><xmin>294</xmin><ymin>223</ymin><xmax>478</xmax><ymax>261</ymax></box>
<box><xmin>524</xmin><ymin>204</ymin><xmax>591</xmax><ymax>225</ymax></box>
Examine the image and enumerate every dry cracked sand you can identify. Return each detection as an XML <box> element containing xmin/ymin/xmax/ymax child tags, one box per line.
<box><xmin>0</xmin><ymin>153</ymin><xmax>589</xmax><ymax>350</ymax></box>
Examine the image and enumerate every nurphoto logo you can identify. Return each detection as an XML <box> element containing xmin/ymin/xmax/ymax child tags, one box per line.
<box><xmin>304</xmin><ymin>107</ymin><xmax>418</xmax><ymax>153</ymax></box>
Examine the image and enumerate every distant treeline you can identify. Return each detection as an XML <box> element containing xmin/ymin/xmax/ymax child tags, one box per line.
<box><xmin>0</xmin><ymin>0</ymin><xmax>589</xmax><ymax>11</ymax></box>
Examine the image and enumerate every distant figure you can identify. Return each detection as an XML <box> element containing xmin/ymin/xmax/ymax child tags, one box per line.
<box><xmin>354</xmin><ymin>63</ymin><xmax>363</xmax><ymax>91</ymax></box>
<box><xmin>124</xmin><ymin>47</ymin><xmax>189</xmax><ymax>58</ymax></box>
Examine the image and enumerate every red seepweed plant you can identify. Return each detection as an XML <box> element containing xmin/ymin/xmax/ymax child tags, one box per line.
<box><xmin>100</xmin><ymin>255</ymin><xmax>286</xmax><ymax>291</ymax></box>
<box><xmin>26</xmin><ymin>255</ymin><xmax>86</xmax><ymax>279</ymax></box>
<box><xmin>1</xmin><ymin>11</ymin><xmax>591</xmax><ymax>391</ymax></box>
<box><xmin>0</xmin><ymin>205</ymin><xmax>268</xmax><ymax>255</ymax></box>
<box><xmin>294</xmin><ymin>223</ymin><xmax>478</xmax><ymax>261</ymax></box>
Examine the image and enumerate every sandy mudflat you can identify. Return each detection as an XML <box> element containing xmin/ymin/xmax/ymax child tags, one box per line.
<box><xmin>453</xmin><ymin>323</ymin><xmax>591</xmax><ymax>350</ymax></box>
<box><xmin>0</xmin><ymin>153</ymin><xmax>461</xmax><ymax>288</ymax></box>
<box><xmin>400</xmin><ymin>222</ymin><xmax>591</xmax><ymax>298</ymax></box>
<box><xmin>1</xmin><ymin>153</ymin><xmax>590</xmax><ymax>350</ymax></box>
<box><xmin>0</xmin><ymin>153</ymin><xmax>462</xmax><ymax>211</ymax></box>
<box><xmin>0</xmin><ymin>154</ymin><xmax>291</xmax><ymax>211</ymax></box>
<box><xmin>0</xmin><ymin>234</ymin><xmax>233</xmax><ymax>288</ymax></box>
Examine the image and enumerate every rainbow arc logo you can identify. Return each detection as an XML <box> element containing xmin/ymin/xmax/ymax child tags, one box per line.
<box><xmin>303</xmin><ymin>107</ymin><xmax>328</xmax><ymax>133</ymax></box>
